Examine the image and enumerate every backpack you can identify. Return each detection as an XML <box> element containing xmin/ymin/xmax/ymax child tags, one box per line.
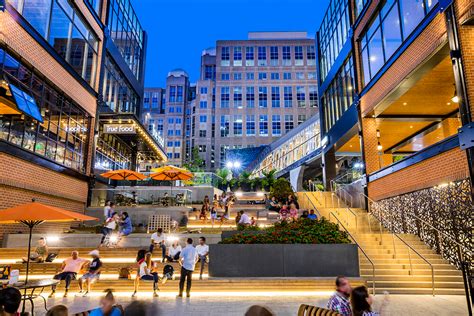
<box><xmin>163</xmin><ymin>264</ymin><xmax>174</xmax><ymax>279</ymax></box>
<box><xmin>45</xmin><ymin>253</ymin><xmax>58</xmax><ymax>263</ymax></box>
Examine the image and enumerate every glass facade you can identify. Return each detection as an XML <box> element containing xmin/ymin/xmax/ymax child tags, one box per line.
<box><xmin>107</xmin><ymin>0</ymin><xmax>144</xmax><ymax>79</ymax></box>
<box><xmin>8</xmin><ymin>0</ymin><xmax>99</xmax><ymax>87</ymax></box>
<box><xmin>321</xmin><ymin>56</ymin><xmax>355</xmax><ymax>133</ymax></box>
<box><xmin>0</xmin><ymin>47</ymin><xmax>91</xmax><ymax>173</ymax></box>
<box><xmin>360</xmin><ymin>0</ymin><xmax>439</xmax><ymax>86</ymax></box>
<box><xmin>318</xmin><ymin>0</ymin><xmax>351</xmax><ymax>83</ymax></box>
<box><xmin>101</xmin><ymin>56</ymin><xmax>139</xmax><ymax>114</ymax></box>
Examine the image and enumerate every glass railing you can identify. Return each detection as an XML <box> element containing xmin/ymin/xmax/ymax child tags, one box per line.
<box><xmin>90</xmin><ymin>187</ymin><xmax>193</xmax><ymax>207</ymax></box>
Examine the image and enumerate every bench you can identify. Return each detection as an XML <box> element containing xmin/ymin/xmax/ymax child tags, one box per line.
<box><xmin>297</xmin><ymin>304</ymin><xmax>341</xmax><ymax>316</ymax></box>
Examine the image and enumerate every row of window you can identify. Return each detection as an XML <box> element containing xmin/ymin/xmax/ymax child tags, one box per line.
<box><xmin>8</xmin><ymin>0</ymin><xmax>99</xmax><ymax>87</ymax></box>
<box><xmin>219</xmin><ymin>86</ymin><xmax>317</xmax><ymax>108</ymax></box>
<box><xmin>168</xmin><ymin>85</ymin><xmax>185</xmax><ymax>103</ymax></box>
<box><xmin>220</xmin><ymin>45</ymin><xmax>316</xmax><ymax>67</ymax></box>
<box><xmin>360</xmin><ymin>0</ymin><xmax>438</xmax><ymax>86</ymax></box>
<box><xmin>219</xmin><ymin>72</ymin><xmax>317</xmax><ymax>81</ymax></box>
<box><xmin>0</xmin><ymin>47</ymin><xmax>91</xmax><ymax>173</ymax></box>
<box><xmin>219</xmin><ymin>114</ymin><xmax>305</xmax><ymax>137</ymax></box>
<box><xmin>107</xmin><ymin>0</ymin><xmax>144</xmax><ymax>79</ymax></box>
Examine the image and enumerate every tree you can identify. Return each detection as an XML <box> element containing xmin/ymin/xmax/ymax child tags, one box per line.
<box><xmin>270</xmin><ymin>178</ymin><xmax>294</xmax><ymax>201</ymax></box>
<box><xmin>261</xmin><ymin>169</ymin><xmax>277</xmax><ymax>190</ymax></box>
<box><xmin>183</xmin><ymin>147</ymin><xmax>204</xmax><ymax>172</ymax></box>
<box><xmin>216</xmin><ymin>168</ymin><xmax>230</xmax><ymax>189</ymax></box>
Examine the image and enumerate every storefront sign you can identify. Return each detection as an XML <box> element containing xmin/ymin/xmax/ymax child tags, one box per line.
<box><xmin>104</xmin><ymin>124</ymin><xmax>136</xmax><ymax>134</ymax></box>
<box><xmin>66</xmin><ymin>126</ymin><xmax>88</xmax><ymax>133</ymax></box>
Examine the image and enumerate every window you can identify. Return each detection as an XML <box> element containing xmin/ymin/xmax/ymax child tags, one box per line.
<box><xmin>167</xmin><ymin>141</ymin><xmax>173</xmax><ymax>147</ymax></box>
<box><xmin>233</xmin><ymin>87</ymin><xmax>243</xmax><ymax>108</ymax></box>
<box><xmin>233</xmin><ymin>73</ymin><xmax>242</xmax><ymax>80</ymax></box>
<box><xmin>199</xmin><ymin>130</ymin><xmax>207</xmax><ymax>137</ymax></box>
<box><xmin>167</xmin><ymin>153</ymin><xmax>173</xmax><ymax>159</ymax></box>
<box><xmin>296</xmin><ymin>72</ymin><xmax>305</xmax><ymax>80</ymax></box>
<box><xmin>284</xmin><ymin>86</ymin><xmax>293</xmax><ymax>108</ymax></box>
<box><xmin>271</xmin><ymin>73</ymin><xmax>280</xmax><ymax>80</ymax></box>
<box><xmin>200</xmin><ymin>101</ymin><xmax>208</xmax><ymax>109</ymax></box>
<box><xmin>221</xmin><ymin>73</ymin><xmax>230</xmax><ymax>81</ymax></box>
<box><xmin>168</xmin><ymin>117</ymin><xmax>174</xmax><ymax>124</ymax></box>
<box><xmin>167</xmin><ymin>130</ymin><xmax>174</xmax><ymax>136</ymax></box>
<box><xmin>246</xmin><ymin>87</ymin><xmax>255</xmax><ymax>108</ymax></box>
<box><xmin>258</xmin><ymin>87</ymin><xmax>267</xmax><ymax>108</ymax></box>
<box><xmin>308</xmin><ymin>72</ymin><xmax>317</xmax><ymax>80</ymax></box>
<box><xmin>233</xmin><ymin>115</ymin><xmax>243</xmax><ymax>136</ymax></box>
<box><xmin>169</xmin><ymin>86</ymin><xmax>176</xmax><ymax>102</ymax></box>
<box><xmin>200</xmin><ymin>115</ymin><xmax>207</xmax><ymax>123</ymax></box>
<box><xmin>309</xmin><ymin>86</ymin><xmax>318</xmax><ymax>107</ymax></box>
<box><xmin>86</xmin><ymin>0</ymin><xmax>101</xmax><ymax>15</ymax></box>
<box><xmin>307</xmin><ymin>46</ymin><xmax>316</xmax><ymax>65</ymax></box>
<box><xmin>259</xmin><ymin>115</ymin><xmax>268</xmax><ymax>136</ymax></box>
<box><xmin>174</xmin><ymin>141</ymin><xmax>181</xmax><ymax>147</ymax></box>
<box><xmin>258</xmin><ymin>72</ymin><xmax>267</xmax><ymax>81</ymax></box>
<box><xmin>176</xmin><ymin>106</ymin><xmax>182</xmax><ymax>113</ymax></box>
<box><xmin>220</xmin><ymin>87</ymin><xmax>230</xmax><ymax>108</ymax></box>
<box><xmin>282</xmin><ymin>46</ymin><xmax>291</xmax><ymax>66</ymax></box>
<box><xmin>359</xmin><ymin>0</ymin><xmax>437</xmax><ymax>86</ymax></box>
<box><xmin>295</xmin><ymin>46</ymin><xmax>304</xmax><ymax>66</ymax></box>
<box><xmin>168</xmin><ymin>106</ymin><xmax>175</xmax><ymax>113</ymax></box>
<box><xmin>271</xmin><ymin>87</ymin><xmax>280</xmax><ymax>108</ymax></box>
<box><xmin>246</xmin><ymin>73</ymin><xmax>255</xmax><ymax>80</ymax></box>
<box><xmin>221</xmin><ymin>47</ymin><xmax>230</xmax><ymax>66</ymax></box>
<box><xmin>246</xmin><ymin>115</ymin><xmax>256</xmax><ymax>135</ymax></box>
<box><xmin>205</xmin><ymin>65</ymin><xmax>216</xmax><ymax>80</ymax></box>
<box><xmin>198</xmin><ymin>145</ymin><xmax>207</xmax><ymax>152</ymax></box>
<box><xmin>285</xmin><ymin>115</ymin><xmax>294</xmax><ymax>132</ymax></box>
<box><xmin>297</xmin><ymin>86</ymin><xmax>306</xmax><ymax>107</ymax></box>
<box><xmin>245</xmin><ymin>47</ymin><xmax>254</xmax><ymax>66</ymax></box>
<box><xmin>174</xmin><ymin>153</ymin><xmax>180</xmax><ymax>159</ymax></box>
<box><xmin>176</xmin><ymin>117</ymin><xmax>182</xmax><ymax>124</ymax></box>
<box><xmin>233</xmin><ymin>46</ymin><xmax>242</xmax><ymax>66</ymax></box>
<box><xmin>175</xmin><ymin>129</ymin><xmax>181</xmax><ymax>136</ymax></box>
<box><xmin>258</xmin><ymin>47</ymin><xmax>267</xmax><ymax>66</ymax></box>
<box><xmin>272</xmin><ymin>115</ymin><xmax>281</xmax><ymax>136</ymax></box>
<box><xmin>220</xmin><ymin>115</ymin><xmax>230</xmax><ymax>137</ymax></box>
<box><xmin>151</xmin><ymin>92</ymin><xmax>159</xmax><ymax>108</ymax></box>
<box><xmin>298</xmin><ymin>114</ymin><xmax>306</xmax><ymax>125</ymax></box>
<box><xmin>200</xmin><ymin>87</ymin><xmax>208</xmax><ymax>94</ymax></box>
<box><xmin>283</xmin><ymin>72</ymin><xmax>292</xmax><ymax>80</ymax></box>
<box><xmin>270</xmin><ymin>46</ymin><xmax>279</xmax><ymax>66</ymax></box>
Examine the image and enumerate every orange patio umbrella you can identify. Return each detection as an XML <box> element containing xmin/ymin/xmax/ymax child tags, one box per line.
<box><xmin>100</xmin><ymin>169</ymin><xmax>147</xmax><ymax>181</ymax></box>
<box><xmin>0</xmin><ymin>200</ymin><xmax>97</xmax><ymax>284</ymax></box>
<box><xmin>149</xmin><ymin>166</ymin><xmax>193</xmax><ymax>194</ymax></box>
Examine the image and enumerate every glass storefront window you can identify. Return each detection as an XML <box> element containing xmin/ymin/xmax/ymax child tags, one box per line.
<box><xmin>7</xmin><ymin>0</ymin><xmax>99</xmax><ymax>87</ymax></box>
<box><xmin>360</xmin><ymin>0</ymin><xmax>438</xmax><ymax>86</ymax></box>
<box><xmin>0</xmin><ymin>48</ymin><xmax>91</xmax><ymax>173</ymax></box>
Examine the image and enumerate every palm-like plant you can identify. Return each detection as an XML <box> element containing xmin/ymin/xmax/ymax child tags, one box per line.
<box><xmin>261</xmin><ymin>169</ymin><xmax>277</xmax><ymax>190</ymax></box>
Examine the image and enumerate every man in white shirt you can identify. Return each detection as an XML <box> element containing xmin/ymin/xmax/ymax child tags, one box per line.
<box><xmin>165</xmin><ymin>240</ymin><xmax>182</xmax><ymax>262</ymax></box>
<box><xmin>149</xmin><ymin>228</ymin><xmax>166</xmax><ymax>261</ymax></box>
<box><xmin>238</xmin><ymin>210</ymin><xmax>251</xmax><ymax>226</ymax></box>
<box><xmin>178</xmin><ymin>238</ymin><xmax>198</xmax><ymax>298</ymax></box>
<box><xmin>195</xmin><ymin>236</ymin><xmax>209</xmax><ymax>280</ymax></box>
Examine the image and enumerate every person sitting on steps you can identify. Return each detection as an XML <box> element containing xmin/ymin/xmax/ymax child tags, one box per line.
<box><xmin>133</xmin><ymin>250</ymin><xmax>159</xmax><ymax>297</ymax></box>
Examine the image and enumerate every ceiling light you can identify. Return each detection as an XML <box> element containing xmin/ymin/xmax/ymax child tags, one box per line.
<box><xmin>446</xmin><ymin>102</ymin><xmax>451</xmax><ymax>105</ymax></box>
<box><xmin>402</xmin><ymin>102</ymin><xmax>407</xmax><ymax>106</ymax></box>
<box><xmin>410</xmin><ymin>125</ymin><xmax>413</xmax><ymax>129</ymax></box>
<box><xmin>377</xmin><ymin>142</ymin><xmax>383</xmax><ymax>151</ymax></box>
<box><xmin>451</xmin><ymin>95</ymin><xmax>460</xmax><ymax>103</ymax></box>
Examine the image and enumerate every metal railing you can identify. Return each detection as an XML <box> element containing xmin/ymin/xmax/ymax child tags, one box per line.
<box><xmin>299</xmin><ymin>192</ymin><xmax>322</xmax><ymax>219</ymax></box>
<box><xmin>358</xmin><ymin>192</ymin><xmax>436</xmax><ymax>296</ymax></box>
<box><xmin>329</xmin><ymin>211</ymin><xmax>376</xmax><ymax>295</ymax></box>
<box><xmin>90</xmin><ymin>187</ymin><xmax>193</xmax><ymax>207</ymax></box>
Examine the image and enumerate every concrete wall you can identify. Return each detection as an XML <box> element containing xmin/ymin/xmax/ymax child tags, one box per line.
<box><xmin>3</xmin><ymin>233</ymin><xmax>222</xmax><ymax>248</ymax></box>
<box><xmin>209</xmin><ymin>244</ymin><xmax>359</xmax><ymax>277</ymax></box>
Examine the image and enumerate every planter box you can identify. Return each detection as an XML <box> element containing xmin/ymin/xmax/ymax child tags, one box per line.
<box><xmin>209</xmin><ymin>244</ymin><xmax>359</xmax><ymax>277</ymax></box>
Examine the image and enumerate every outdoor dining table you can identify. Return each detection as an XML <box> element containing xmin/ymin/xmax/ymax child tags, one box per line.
<box><xmin>1</xmin><ymin>279</ymin><xmax>59</xmax><ymax>314</ymax></box>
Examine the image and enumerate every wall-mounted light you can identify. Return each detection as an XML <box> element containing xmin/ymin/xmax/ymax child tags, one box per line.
<box><xmin>377</xmin><ymin>142</ymin><xmax>383</xmax><ymax>151</ymax></box>
<box><xmin>451</xmin><ymin>94</ymin><xmax>460</xmax><ymax>103</ymax></box>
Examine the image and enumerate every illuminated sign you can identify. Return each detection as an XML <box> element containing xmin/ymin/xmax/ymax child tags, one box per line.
<box><xmin>66</xmin><ymin>126</ymin><xmax>88</xmax><ymax>133</ymax></box>
<box><xmin>103</xmin><ymin>124</ymin><xmax>136</xmax><ymax>134</ymax></box>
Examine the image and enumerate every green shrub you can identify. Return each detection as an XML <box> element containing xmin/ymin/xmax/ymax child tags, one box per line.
<box><xmin>220</xmin><ymin>218</ymin><xmax>350</xmax><ymax>244</ymax></box>
<box><xmin>269</xmin><ymin>178</ymin><xmax>294</xmax><ymax>201</ymax></box>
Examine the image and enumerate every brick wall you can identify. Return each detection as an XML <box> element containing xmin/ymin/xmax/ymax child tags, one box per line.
<box><xmin>0</xmin><ymin>153</ymin><xmax>88</xmax><ymax>242</ymax></box>
<box><xmin>368</xmin><ymin>148</ymin><xmax>470</xmax><ymax>201</ymax></box>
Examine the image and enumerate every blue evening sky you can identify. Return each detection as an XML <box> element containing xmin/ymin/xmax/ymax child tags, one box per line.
<box><xmin>132</xmin><ymin>0</ymin><xmax>331</xmax><ymax>87</ymax></box>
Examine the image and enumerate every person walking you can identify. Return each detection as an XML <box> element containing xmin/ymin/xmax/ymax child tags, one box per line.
<box><xmin>49</xmin><ymin>251</ymin><xmax>88</xmax><ymax>297</ymax></box>
<box><xmin>195</xmin><ymin>237</ymin><xmax>209</xmax><ymax>280</ymax></box>
<box><xmin>178</xmin><ymin>238</ymin><xmax>198</xmax><ymax>298</ymax></box>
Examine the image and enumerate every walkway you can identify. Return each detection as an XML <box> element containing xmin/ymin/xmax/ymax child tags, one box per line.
<box><xmin>38</xmin><ymin>294</ymin><xmax>467</xmax><ymax>315</ymax></box>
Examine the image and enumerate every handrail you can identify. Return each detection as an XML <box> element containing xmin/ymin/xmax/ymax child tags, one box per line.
<box><xmin>301</xmin><ymin>192</ymin><xmax>322</xmax><ymax>219</ymax></box>
<box><xmin>392</xmin><ymin>233</ymin><xmax>435</xmax><ymax>296</ymax></box>
<box><xmin>330</xmin><ymin>191</ymin><xmax>358</xmax><ymax>230</ymax></box>
<box><xmin>330</xmin><ymin>212</ymin><xmax>376</xmax><ymax>295</ymax></box>
<box><xmin>359</xmin><ymin>193</ymin><xmax>435</xmax><ymax>296</ymax></box>
<box><xmin>359</xmin><ymin>192</ymin><xmax>470</xmax><ymax>253</ymax></box>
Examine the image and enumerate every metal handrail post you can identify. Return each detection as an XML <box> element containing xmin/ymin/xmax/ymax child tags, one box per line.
<box><xmin>392</xmin><ymin>234</ymin><xmax>397</xmax><ymax>259</ymax></box>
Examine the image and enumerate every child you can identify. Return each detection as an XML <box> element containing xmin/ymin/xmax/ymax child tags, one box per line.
<box><xmin>210</xmin><ymin>207</ymin><xmax>217</xmax><ymax>227</ymax></box>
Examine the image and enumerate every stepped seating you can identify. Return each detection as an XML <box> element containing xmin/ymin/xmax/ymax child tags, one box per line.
<box><xmin>0</xmin><ymin>246</ymin><xmax>365</xmax><ymax>294</ymax></box>
<box><xmin>300</xmin><ymin>191</ymin><xmax>465</xmax><ymax>295</ymax></box>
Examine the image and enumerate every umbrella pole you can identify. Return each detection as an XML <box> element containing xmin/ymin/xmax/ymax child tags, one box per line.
<box><xmin>22</xmin><ymin>223</ymin><xmax>33</xmax><ymax>314</ymax></box>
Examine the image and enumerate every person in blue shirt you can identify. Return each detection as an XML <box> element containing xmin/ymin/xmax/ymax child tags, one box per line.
<box><xmin>89</xmin><ymin>290</ymin><xmax>121</xmax><ymax>316</ymax></box>
<box><xmin>308</xmin><ymin>209</ymin><xmax>318</xmax><ymax>220</ymax></box>
<box><xmin>120</xmin><ymin>212</ymin><xmax>132</xmax><ymax>237</ymax></box>
<box><xmin>178</xmin><ymin>238</ymin><xmax>198</xmax><ymax>298</ymax></box>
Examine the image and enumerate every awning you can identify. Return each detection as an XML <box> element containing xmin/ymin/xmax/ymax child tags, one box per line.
<box><xmin>0</xmin><ymin>80</ymin><xmax>43</xmax><ymax>123</ymax></box>
<box><xmin>99</xmin><ymin>113</ymin><xmax>167</xmax><ymax>162</ymax></box>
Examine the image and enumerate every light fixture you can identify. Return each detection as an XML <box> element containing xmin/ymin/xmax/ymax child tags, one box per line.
<box><xmin>226</xmin><ymin>161</ymin><xmax>233</xmax><ymax>168</ymax></box>
<box><xmin>377</xmin><ymin>142</ymin><xmax>383</xmax><ymax>151</ymax></box>
<box><xmin>402</xmin><ymin>102</ymin><xmax>407</xmax><ymax>106</ymax></box>
<box><xmin>451</xmin><ymin>95</ymin><xmax>460</xmax><ymax>103</ymax></box>
<box><xmin>376</xmin><ymin>130</ymin><xmax>381</xmax><ymax>138</ymax></box>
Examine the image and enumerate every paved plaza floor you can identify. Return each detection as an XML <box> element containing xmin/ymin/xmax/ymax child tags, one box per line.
<box><xmin>35</xmin><ymin>293</ymin><xmax>468</xmax><ymax>315</ymax></box>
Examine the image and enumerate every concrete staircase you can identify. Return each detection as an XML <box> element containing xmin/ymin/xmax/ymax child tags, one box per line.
<box><xmin>298</xmin><ymin>191</ymin><xmax>465</xmax><ymax>295</ymax></box>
